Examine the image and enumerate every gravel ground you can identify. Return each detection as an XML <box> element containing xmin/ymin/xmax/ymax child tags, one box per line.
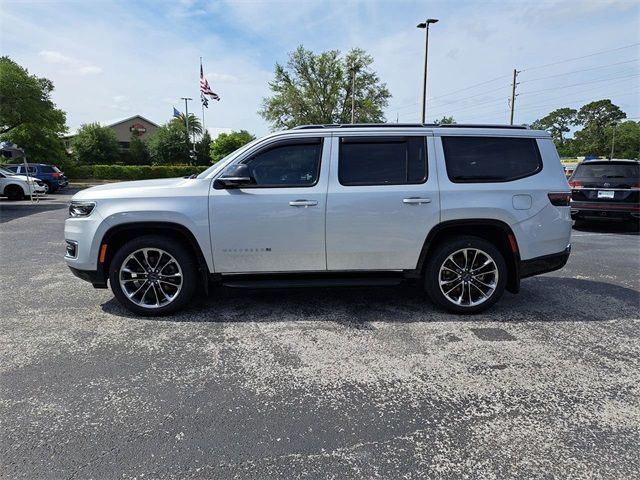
<box><xmin>1</xmin><ymin>190</ymin><xmax>639</xmax><ymax>479</ymax></box>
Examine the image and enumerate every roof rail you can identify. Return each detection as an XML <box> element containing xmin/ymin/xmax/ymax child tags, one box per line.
<box><xmin>291</xmin><ymin>123</ymin><xmax>529</xmax><ymax>130</ymax></box>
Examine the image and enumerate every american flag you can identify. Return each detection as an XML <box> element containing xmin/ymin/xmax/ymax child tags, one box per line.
<box><xmin>200</xmin><ymin>64</ymin><xmax>220</xmax><ymax>106</ymax></box>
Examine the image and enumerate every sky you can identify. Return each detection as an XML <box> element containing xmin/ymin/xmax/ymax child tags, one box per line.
<box><xmin>1</xmin><ymin>0</ymin><xmax>639</xmax><ymax>138</ymax></box>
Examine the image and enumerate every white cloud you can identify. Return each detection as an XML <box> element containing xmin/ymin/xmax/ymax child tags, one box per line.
<box><xmin>78</xmin><ymin>66</ymin><xmax>102</xmax><ymax>75</ymax></box>
<box><xmin>207</xmin><ymin>72</ymin><xmax>239</xmax><ymax>83</ymax></box>
<box><xmin>38</xmin><ymin>50</ymin><xmax>102</xmax><ymax>76</ymax></box>
<box><xmin>39</xmin><ymin>50</ymin><xmax>75</xmax><ymax>64</ymax></box>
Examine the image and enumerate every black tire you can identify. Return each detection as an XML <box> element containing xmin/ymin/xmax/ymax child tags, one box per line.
<box><xmin>424</xmin><ymin>235</ymin><xmax>507</xmax><ymax>315</ymax></box>
<box><xmin>43</xmin><ymin>182</ymin><xmax>51</xmax><ymax>193</ymax></box>
<box><xmin>109</xmin><ymin>235</ymin><xmax>198</xmax><ymax>316</ymax></box>
<box><xmin>573</xmin><ymin>218</ymin><xmax>589</xmax><ymax>228</ymax></box>
<box><xmin>5</xmin><ymin>185</ymin><xmax>24</xmax><ymax>201</ymax></box>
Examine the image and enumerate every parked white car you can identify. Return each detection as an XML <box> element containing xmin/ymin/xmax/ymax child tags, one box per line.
<box><xmin>64</xmin><ymin>124</ymin><xmax>572</xmax><ymax>316</ymax></box>
<box><xmin>0</xmin><ymin>167</ymin><xmax>46</xmax><ymax>200</ymax></box>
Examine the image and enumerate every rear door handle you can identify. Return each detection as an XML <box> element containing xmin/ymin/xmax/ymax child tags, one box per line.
<box><xmin>289</xmin><ymin>199</ymin><xmax>318</xmax><ymax>207</ymax></box>
<box><xmin>403</xmin><ymin>197</ymin><xmax>432</xmax><ymax>205</ymax></box>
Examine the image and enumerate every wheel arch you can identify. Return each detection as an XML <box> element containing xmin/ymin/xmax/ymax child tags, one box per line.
<box><xmin>4</xmin><ymin>181</ymin><xmax>28</xmax><ymax>195</ymax></box>
<box><xmin>98</xmin><ymin>222</ymin><xmax>211</xmax><ymax>293</ymax></box>
<box><xmin>412</xmin><ymin>219</ymin><xmax>521</xmax><ymax>294</ymax></box>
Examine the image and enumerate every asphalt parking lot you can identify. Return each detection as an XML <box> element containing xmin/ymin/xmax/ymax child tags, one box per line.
<box><xmin>1</xmin><ymin>190</ymin><xmax>639</xmax><ymax>479</ymax></box>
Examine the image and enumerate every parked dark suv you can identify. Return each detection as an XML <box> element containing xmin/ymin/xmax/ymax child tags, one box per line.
<box><xmin>569</xmin><ymin>159</ymin><xmax>640</xmax><ymax>224</ymax></box>
<box><xmin>6</xmin><ymin>163</ymin><xmax>67</xmax><ymax>193</ymax></box>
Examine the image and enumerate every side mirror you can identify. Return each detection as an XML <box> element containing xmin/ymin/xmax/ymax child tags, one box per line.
<box><xmin>213</xmin><ymin>164</ymin><xmax>254</xmax><ymax>189</ymax></box>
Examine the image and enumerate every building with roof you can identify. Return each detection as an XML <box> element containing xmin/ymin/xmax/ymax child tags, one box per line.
<box><xmin>64</xmin><ymin>115</ymin><xmax>160</xmax><ymax>153</ymax></box>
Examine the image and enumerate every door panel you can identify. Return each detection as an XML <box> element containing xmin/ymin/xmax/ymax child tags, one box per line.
<box><xmin>326</xmin><ymin>134</ymin><xmax>440</xmax><ymax>271</ymax></box>
<box><xmin>209</xmin><ymin>136</ymin><xmax>330</xmax><ymax>273</ymax></box>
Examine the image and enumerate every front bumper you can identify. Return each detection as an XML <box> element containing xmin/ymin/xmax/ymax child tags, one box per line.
<box><xmin>520</xmin><ymin>244</ymin><xmax>571</xmax><ymax>279</ymax></box>
<box><xmin>68</xmin><ymin>266</ymin><xmax>108</xmax><ymax>289</ymax></box>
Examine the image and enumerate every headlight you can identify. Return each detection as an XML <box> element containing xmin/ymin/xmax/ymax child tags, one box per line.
<box><xmin>68</xmin><ymin>201</ymin><xmax>96</xmax><ymax>217</ymax></box>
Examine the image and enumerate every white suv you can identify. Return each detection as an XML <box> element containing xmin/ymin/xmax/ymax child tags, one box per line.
<box><xmin>64</xmin><ymin>124</ymin><xmax>572</xmax><ymax>315</ymax></box>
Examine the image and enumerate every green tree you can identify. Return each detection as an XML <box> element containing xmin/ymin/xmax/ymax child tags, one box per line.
<box><xmin>0</xmin><ymin>56</ymin><xmax>67</xmax><ymax>164</ymax></box>
<box><xmin>436</xmin><ymin>116</ymin><xmax>455</xmax><ymax>125</ymax></box>
<box><xmin>260</xmin><ymin>45</ymin><xmax>391</xmax><ymax>130</ymax></box>
<box><xmin>147</xmin><ymin>121</ymin><xmax>191</xmax><ymax>165</ymax></box>
<box><xmin>127</xmin><ymin>130</ymin><xmax>151</xmax><ymax>165</ymax></box>
<box><xmin>210</xmin><ymin>130</ymin><xmax>256</xmax><ymax>162</ymax></box>
<box><xmin>531</xmin><ymin>108</ymin><xmax>577</xmax><ymax>146</ymax></box>
<box><xmin>71</xmin><ymin>123</ymin><xmax>120</xmax><ymax>164</ymax></box>
<box><xmin>607</xmin><ymin>121</ymin><xmax>640</xmax><ymax>159</ymax></box>
<box><xmin>170</xmin><ymin>113</ymin><xmax>202</xmax><ymax>137</ymax></box>
<box><xmin>574</xmin><ymin>99</ymin><xmax>626</xmax><ymax>156</ymax></box>
<box><xmin>194</xmin><ymin>130</ymin><xmax>213</xmax><ymax>166</ymax></box>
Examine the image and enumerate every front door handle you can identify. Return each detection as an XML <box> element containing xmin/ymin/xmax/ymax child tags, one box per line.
<box><xmin>289</xmin><ymin>199</ymin><xmax>318</xmax><ymax>207</ymax></box>
<box><xmin>403</xmin><ymin>197</ymin><xmax>432</xmax><ymax>205</ymax></box>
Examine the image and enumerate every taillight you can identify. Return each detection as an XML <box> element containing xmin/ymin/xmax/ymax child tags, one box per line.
<box><xmin>548</xmin><ymin>192</ymin><xmax>571</xmax><ymax>207</ymax></box>
<box><xmin>568</xmin><ymin>180</ymin><xmax>582</xmax><ymax>188</ymax></box>
<box><xmin>52</xmin><ymin>172</ymin><xmax>61</xmax><ymax>178</ymax></box>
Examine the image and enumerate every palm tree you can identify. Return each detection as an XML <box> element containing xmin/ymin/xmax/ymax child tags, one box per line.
<box><xmin>171</xmin><ymin>113</ymin><xmax>203</xmax><ymax>137</ymax></box>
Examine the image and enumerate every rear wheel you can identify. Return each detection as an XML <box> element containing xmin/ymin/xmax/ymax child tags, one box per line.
<box><xmin>425</xmin><ymin>236</ymin><xmax>507</xmax><ymax>314</ymax></box>
<box><xmin>42</xmin><ymin>182</ymin><xmax>51</xmax><ymax>193</ymax></box>
<box><xmin>109</xmin><ymin>235</ymin><xmax>198</xmax><ymax>316</ymax></box>
<box><xmin>5</xmin><ymin>185</ymin><xmax>24</xmax><ymax>201</ymax></box>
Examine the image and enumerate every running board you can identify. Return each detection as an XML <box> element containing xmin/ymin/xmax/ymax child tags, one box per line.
<box><xmin>220</xmin><ymin>274</ymin><xmax>405</xmax><ymax>289</ymax></box>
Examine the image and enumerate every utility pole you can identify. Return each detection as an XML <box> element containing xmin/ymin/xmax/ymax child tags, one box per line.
<box><xmin>351</xmin><ymin>66</ymin><xmax>356</xmax><ymax>124</ymax></box>
<box><xmin>181</xmin><ymin>97</ymin><xmax>193</xmax><ymax>154</ymax></box>
<box><xmin>509</xmin><ymin>69</ymin><xmax>519</xmax><ymax>125</ymax></box>
<box><xmin>610</xmin><ymin>122</ymin><xmax>618</xmax><ymax>160</ymax></box>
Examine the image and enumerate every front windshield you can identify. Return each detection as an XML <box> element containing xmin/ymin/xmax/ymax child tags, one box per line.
<box><xmin>196</xmin><ymin>137</ymin><xmax>263</xmax><ymax>179</ymax></box>
<box><xmin>0</xmin><ymin>167</ymin><xmax>15</xmax><ymax>176</ymax></box>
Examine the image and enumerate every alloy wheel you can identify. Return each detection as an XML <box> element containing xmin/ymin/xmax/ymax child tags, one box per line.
<box><xmin>438</xmin><ymin>248</ymin><xmax>498</xmax><ymax>307</ymax></box>
<box><xmin>118</xmin><ymin>248</ymin><xmax>183</xmax><ymax>309</ymax></box>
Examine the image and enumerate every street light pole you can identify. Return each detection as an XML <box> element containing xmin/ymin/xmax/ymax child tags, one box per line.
<box><xmin>180</xmin><ymin>97</ymin><xmax>193</xmax><ymax>154</ymax></box>
<box><xmin>417</xmin><ymin>18</ymin><xmax>438</xmax><ymax>124</ymax></box>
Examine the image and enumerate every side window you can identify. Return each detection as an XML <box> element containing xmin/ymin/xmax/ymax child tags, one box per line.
<box><xmin>242</xmin><ymin>138</ymin><xmax>323</xmax><ymax>187</ymax></box>
<box><xmin>339</xmin><ymin>137</ymin><xmax>427</xmax><ymax>186</ymax></box>
<box><xmin>442</xmin><ymin>136</ymin><xmax>542</xmax><ymax>183</ymax></box>
<box><xmin>41</xmin><ymin>166</ymin><xmax>54</xmax><ymax>173</ymax></box>
<box><xmin>28</xmin><ymin>166</ymin><xmax>37</xmax><ymax>174</ymax></box>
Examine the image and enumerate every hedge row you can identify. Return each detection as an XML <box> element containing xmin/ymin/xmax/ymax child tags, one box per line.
<box><xmin>64</xmin><ymin>164</ymin><xmax>207</xmax><ymax>180</ymax></box>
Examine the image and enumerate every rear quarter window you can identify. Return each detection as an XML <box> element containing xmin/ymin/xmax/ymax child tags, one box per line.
<box><xmin>442</xmin><ymin>136</ymin><xmax>542</xmax><ymax>183</ymax></box>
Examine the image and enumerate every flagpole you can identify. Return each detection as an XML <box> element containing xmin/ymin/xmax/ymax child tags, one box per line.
<box><xmin>202</xmin><ymin>102</ymin><xmax>206</xmax><ymax>138</ymax></box>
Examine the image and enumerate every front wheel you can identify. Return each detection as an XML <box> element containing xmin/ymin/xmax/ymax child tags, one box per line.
<box><xmin>5</xmin><ymin>185</ymin><xmax>25</xmax><ymax>200</ymax></box>
<box><xmin>109</xmin><ymin>235</ymin><xmax>198</xmax><ymax>316</ymax></box>
<box><xmin>424</xmin><ymin>236</ymin><xmax>507</xmax><ymax>314</ymax></box>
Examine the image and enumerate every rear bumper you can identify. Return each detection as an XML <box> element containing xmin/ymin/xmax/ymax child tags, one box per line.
<box><xmin>68</xmin><ymin>266</ymin><xmax>108</xmax><ymax>289</ymax></box>
<box><xmin>571</xmin><ymin>201</ymin><xmax>640</xmax><ymax>220</ymax></box>
<box><xmin>520</xmin><ymin>244</ymin><xmax>571</xmax><ymax>279</ymax></box>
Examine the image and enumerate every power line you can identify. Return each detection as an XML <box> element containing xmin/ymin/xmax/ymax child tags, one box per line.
<box><xmin>520</xmin><ymin>58</ymin><xmax>640</xmax><ymax>84</ymax></box>
<box><xmin>407</xmin><ymin>74</ymin><xmax>638</xmax><ymax>120</ymax></box>
<box><xmin>388</xmin><ymin>73</ymin><xmax>510</xmax><ymax>111</ymax></box>
<box><xmin>519</xmin><ymin>72</ymin><xmax>640</xmax><ymax>96</ymax></box>
<box><xmin>521</xmin><ymin>42</ymin><xmax>640</xmax><ymax>72</ymax></box>
<box><xmin>461</xmin><ymin>90</ymin><xmax>639</xmax><ymax>122</ymax></box>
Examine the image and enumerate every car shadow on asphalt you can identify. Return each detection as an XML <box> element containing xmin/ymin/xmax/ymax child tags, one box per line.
<box><xmin>100</xmin><ymin>276</ymin><xmax>640</xmax><ymax>325</ymax></box>
<box><xmin>0</xmin><ymin>202</ymin><xmax>68</xmax><ymax>223</ymax></box>
<box><xmin>573</xmin><ymin>221</ymin><xmax>639</xmax><ymax>235</ymax></box>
